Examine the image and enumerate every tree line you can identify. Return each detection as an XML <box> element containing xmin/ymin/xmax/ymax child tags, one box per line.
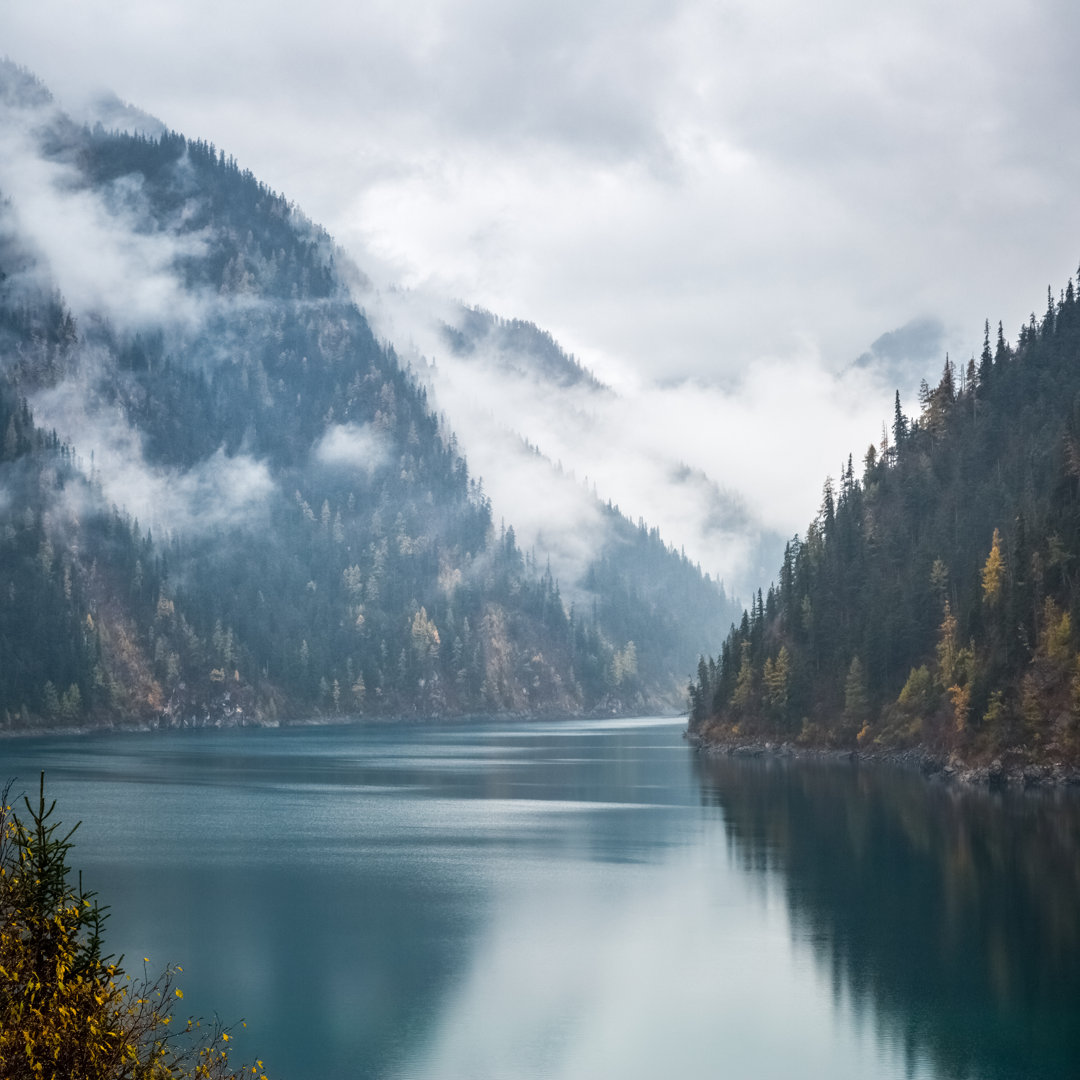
<box><xmin>690</xmin><ymin>273</ymin><xmax>1080</xmax><ymax>766</ymax></box>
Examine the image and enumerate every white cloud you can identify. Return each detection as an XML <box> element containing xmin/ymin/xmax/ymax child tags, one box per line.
<box><xmin>4</xmin><ymin>0</ymin><xmax>1080</xmax><ymax>590</ymax></box>
<box><xmin>0</xmin><ymin>99</ymin><xmax>207</xmax><ymax>332</ymax></box>
<box><xmin>370</xmin><ymin>285</ymin><xmax>895</xmax><ymax>597</ymax></box>
<box><xmin>30</xmin><ymin>367</ymin><xmax>276</xmax><ymax>538</ymax></box>
<box><xmin>314</xmin><ymin>423</ymin><xmax>390</xmax><ymax>473</ymax></box>
<box><xmin>3</xmin><ymin>1</ymin><xmax>1078</xmax><ymax>388</ymax></box>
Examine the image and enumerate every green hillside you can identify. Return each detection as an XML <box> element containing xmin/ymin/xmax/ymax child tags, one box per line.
<box><xmin>690</xmin><ymin>275</ymin><xmax>1080</xmax><ymax>769</ymax></box>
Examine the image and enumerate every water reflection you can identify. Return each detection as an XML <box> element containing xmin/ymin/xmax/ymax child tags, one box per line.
<box><xmin>694</xmin><ymin>754</ymin><xmax>1080</xmax><ymax>1080</ymax></box>
<box><xmin>2</xmin><ymin>720</ymin><xmax>717</xmax><ymax>1080</ymax></box>
<box><xmin>3</xmin><ymin>723</ymin><xmax>1072</xmax><ymax>1079</ymax></box>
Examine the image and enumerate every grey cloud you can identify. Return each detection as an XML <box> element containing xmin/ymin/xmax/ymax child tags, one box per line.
<box><xmin>9</xmin><ymin>1</ymin><xmax>1075</xmax><ymax>383</ymax></box>
<box><xmin>262</xmin><ymin>0</ymin><xmax>682</xmax><ymax>163</ymax></box>
<box><xmin>6</xmin><ymin>2</ymin><xmax>1080</xmax><ymax>596</ymax></box>
<box><xmin>420</xmin><ymin>0</ymin><xmax>677</xmax><ymax>160</ymax></box>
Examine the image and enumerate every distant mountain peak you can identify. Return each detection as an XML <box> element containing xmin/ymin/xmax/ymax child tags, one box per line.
<box><xmin>442</xmin><ymin>306</ymin><xmax>608</xmax><ymax>391</ymax></box>
<box><xmin>78</xmin><ymin>91</ymin><xmax>168</xmax><ymax>139</ymax></box>
<box><xmin>0</xmin><ymin>58</ymin><xmax>53</xmax><ymax>109</ymax></box>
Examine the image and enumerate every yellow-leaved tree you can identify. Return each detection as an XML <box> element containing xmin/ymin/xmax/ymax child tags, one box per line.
<box><xmin>982</xmin><ymin>528</ymin><xmax>1005</xmax><ymax>606</ymax></box>
<box><xmin>0</xmin><ymin>775</ymin><xmax>270</xmax><ymax>1080</ymax></box>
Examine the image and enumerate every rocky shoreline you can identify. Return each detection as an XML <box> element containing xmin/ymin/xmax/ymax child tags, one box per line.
<box><xmin>685</xmin><ymin>731</ymin><xmax>1080</xmax><ymax>787</ymax></box>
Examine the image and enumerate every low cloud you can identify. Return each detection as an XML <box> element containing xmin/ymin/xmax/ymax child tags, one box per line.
<box><xmin>366</xmin><ymin>283</ymin><xmax>896</xmax><ymax>599</ymax></box>
<box><xmin>314</xmin><ymin>422</ymin><xmax>391</xmax><ymax>473</ymax></box>
<box><xmin>30</xmin><ymin>363</ymin><xmax>276</xmax><ymax>538</ymax></box>
<box><xmin>469</xmin><ymin>432</ymin><xmax>609</xmax><ymax>599</ymax></box>
<box><xmin>0</xmin><ymin>95</ymin><xmax>208</xmax><ymax>334</ymax></box>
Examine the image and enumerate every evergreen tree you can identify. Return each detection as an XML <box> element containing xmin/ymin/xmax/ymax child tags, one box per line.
<box><xmin>687</xmin><ymin>265</ymin><xmax>1080</xmax><ymax>768</ymax></box>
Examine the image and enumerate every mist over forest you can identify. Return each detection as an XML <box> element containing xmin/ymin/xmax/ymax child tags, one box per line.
<box><xmin>0</xmin><ymin>60</ymin><xmax>738</xmax><ymax>731</ymax></box>
<box><xmin>5</xmin><ymin>5</ymin><xmax>1080</xmax><ymax>1079</ymax></box>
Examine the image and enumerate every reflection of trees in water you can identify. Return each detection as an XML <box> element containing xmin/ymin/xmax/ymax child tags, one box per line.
<box><xmin>694</xmin><ymin>755</ymin><xmax>1080</xmax><ymax>1080</ymax></box>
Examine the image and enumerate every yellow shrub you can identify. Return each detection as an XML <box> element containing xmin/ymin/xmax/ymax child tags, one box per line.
<box><xmin>0</xmin><ymin>775</ymin><xmax>267</xmax><ymax>1080</ymax></box>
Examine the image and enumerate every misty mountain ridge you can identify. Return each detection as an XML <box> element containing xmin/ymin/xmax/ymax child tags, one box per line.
<box><xmin>0</xmin><ymin>59</ymin><xmax>51</xmax><ymax>109</ymax></box>
<box><xmin>356</xmin><ymin>269</ymin><xmax>789</xmax><ymax>608</ymax></box>
<box><xmin>0</xmin><ymin>59</ymin><xmax>738</xmax><ymax>731</ymax></box>
<box><xmin>442</xmin><ymin>306</ymin><xmax>606</xmax><ymax>390</ymax></box>
<box><xmin>850</xmin><ymin>315</ymin><xmax>947</xmax><ymax>399</ymax></box>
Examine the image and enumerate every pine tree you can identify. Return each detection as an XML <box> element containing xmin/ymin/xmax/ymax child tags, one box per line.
<box><xmin>978</xmin><ymin>318</ymin><xmax>993</xmax><ymax>390</ymax></box>
<box><xmin>843</xmin><ymin>656</ymin><xmax>870</xmax><ymax>731</ymax></box>
<box><xmin>0</xmin><ymin>776</ymin><xmax>268</xmax><ymax>1078</ymax></box>
<box><xmin>892</xmin><ymin>391</ymin><xmax>909</xmax><ymax>452</ymax></box>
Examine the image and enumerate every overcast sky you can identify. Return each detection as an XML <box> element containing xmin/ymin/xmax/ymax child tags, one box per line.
<box><xmin>5</xmin><ymin>0</ymin><xmax>1080</xmax><ymax>582</ymax></box>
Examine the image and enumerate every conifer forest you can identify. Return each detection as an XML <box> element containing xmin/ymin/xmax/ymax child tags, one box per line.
<box><xmin>0</xmin><ymin>62</ymin><xmax>736</xmax><ymax>732</ymax></box>
<box><xmin>690</xmin><ymin>284</ymin><xmax>1080</xmax><ymax>770</ymax></box>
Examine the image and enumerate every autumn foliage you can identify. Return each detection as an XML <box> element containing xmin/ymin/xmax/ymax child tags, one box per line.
<box><xmin>0</xmin><ymin>776</ymin><xmax>268</xmax><ymax>1080</ymax></box>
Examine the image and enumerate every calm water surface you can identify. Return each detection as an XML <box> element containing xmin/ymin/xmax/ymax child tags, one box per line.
<box><xmin>1</xmin><ymin>717</ymin><xmax>1078</xmax><ymax>1080</ymax></box>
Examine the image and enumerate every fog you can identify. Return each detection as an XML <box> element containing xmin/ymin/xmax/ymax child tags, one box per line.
<box><xmin>0</xmin><ymin>90</ymin><xmax>280</xmax><ymax>540</ymax></box>
<box><xmin>8</xmin><ymin>0</ymin><xmax>1080</xmax><ymax>591</ymax></box>
<box><xmin>367</xmin><ymin>283</ymin><xmax>911</xmax><ymax>596</ymax></box>
<box><xmin>0</xmin><ymin>98</ymin><xmax>207</xmax><ymax>333</ymax></box>
<box><xmin>30</xmin><ymin>363</ymin><xmax>276</xmax><ymax>538</ymax></box>
<box><xmin>5</xmin><ymin>0</ymin><xmax>1077</xmax><ymax>592</ymax></box>
<box><xmin>314</xmin><ymin>423</ymin><xmax>392</xmax><ymax>474</ymax></box>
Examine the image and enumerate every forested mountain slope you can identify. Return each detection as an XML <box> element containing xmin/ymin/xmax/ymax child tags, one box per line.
<box><xmin>690</xmin><ymin>275</ymin><xmax>1080</xmax><ymax>769</ymax></box>
<box><xmin>441</xmin><ymin>307</ymin><xmax>605</xmax><ymax>390</ymax></box>
<box><xmin>0</xmin><ymin>61</ymin><xmax>735</xmax><ymax>730</ymax></box>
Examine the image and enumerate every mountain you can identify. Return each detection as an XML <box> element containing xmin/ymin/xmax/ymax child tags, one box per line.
<box><xmin>0</xmin><ymin>60</ymin><xmax>737</xmax><ymax>731</ymax></box>
<box><xmin>358</xmin><ymin>283</ymin><xmax>786</xmax><ymax>607</ymax></box>
<box><xmin>441</xmin><ymin>307</ymin><xmax>605</xmax><ymax>390</ymax></box>
<box><xmin>690</xmin><ymin>275</ymin><xmax>1080</xmax><ymax>772</ymax></box>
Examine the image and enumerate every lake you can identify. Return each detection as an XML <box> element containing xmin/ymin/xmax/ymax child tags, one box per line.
<box><xmin>1</xmin><ymin>716</ymin><xmax>1078</xmax><ymax>1079</ymax></box>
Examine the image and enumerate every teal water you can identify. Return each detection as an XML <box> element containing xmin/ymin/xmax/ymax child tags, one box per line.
<box><xmin>1</xmin><ymin>717</ymin><xmax>1077</xmax><ymax>1079</ymax></box>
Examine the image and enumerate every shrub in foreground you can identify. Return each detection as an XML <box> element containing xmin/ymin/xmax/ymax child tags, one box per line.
<box><xmin>0</xmin><ymin>775</ymin><xmax>270</xmax><ymax>1080</ymax></box>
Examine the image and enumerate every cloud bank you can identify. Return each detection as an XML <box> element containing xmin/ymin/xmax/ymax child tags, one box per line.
<box><xmin>7</xmin><ymin>0</ymin><xmax>1078</xmax><ymax>386</ymax></box>
<box><xmin>5</xmin><ymin>1</ymin><xmax>1077</xmax><ymax>592</ymax></box>
<box><xmin>314</xmin><ymin>422</ymin><xmax>392</xmax><ymax>474</ymax></box>
<box><xmin>368</xmin><ymin>285</ymin><xmax>900</xmax><ymax>597</ymax></box>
